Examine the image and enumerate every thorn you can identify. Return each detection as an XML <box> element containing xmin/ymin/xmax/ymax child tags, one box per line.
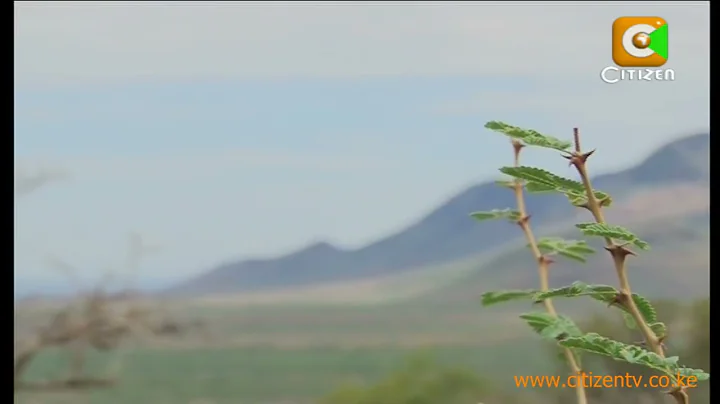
<box><xmin>604</xmin><ymin>244</ymin><xmax>636</xmax><ymax>258</ymax></box>
<box><xmin>512</xmin><ymin>140</ymin><xmax>525</xmax><ymax>157</ymax></box>
<box><xmin>540</xmin><ymin>255</ymin><xmax>555</xmax><ymax>265</ymax></box>
<box><xmin>666</xmin><ymin>387</ymin><xmax>688</xmax><ymax>404</ymax></box>
<box><xmin>598</xmin><ymin>197</ymin><xmax>611</xmax><ymax>207</ymax></box>
<box><xmin>608</xmin><ymin>293</ymin><xmax>627</xmax><ymax>308</ymax></box>
<box><xmin>567</xmin><ymin>149</ymin><xmax>596</xmax><ymax>167</ymax></box>
<box><xmin>606</xmin><ymin>299</ymin><xmax>620</xmax><ymax>308</ymax></box>
<box><xmin>568</xmin><ymin>154</ymin><xmax>584</xmax><ymax>168</ymax></box>
<box><xmin>516</xmin><ymin>215</ymin><xmax>531</xmax><ymax>226</ymax></box>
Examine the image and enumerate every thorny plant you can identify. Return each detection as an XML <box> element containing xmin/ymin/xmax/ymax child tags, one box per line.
<box><xmin>470</xmin><ymin>122</ymin><xmax>709</xmax><ymax>404</ymax></box>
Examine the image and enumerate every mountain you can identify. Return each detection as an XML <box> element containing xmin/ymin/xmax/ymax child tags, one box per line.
<box><xmin>165</xmin><ymin>133</ymin><xmax>709</xmax><ymax>297</ymax></box>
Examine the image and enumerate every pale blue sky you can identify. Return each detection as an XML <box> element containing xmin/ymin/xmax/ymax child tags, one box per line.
<box><xmin>14</xmin><ymin>2</ymin><xmax>709</xmax><ymax>294</ymax></box>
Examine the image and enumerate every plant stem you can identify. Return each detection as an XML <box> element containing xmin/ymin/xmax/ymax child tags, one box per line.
<box><xmin>511</xmin><ymin>140</ymin><xmax>588</xmax><ymax>404</ymax></box>
<box><xmin>569</xmin><ymin>129</ymin><xmax>688</xmax><ymax>404</ymax></box>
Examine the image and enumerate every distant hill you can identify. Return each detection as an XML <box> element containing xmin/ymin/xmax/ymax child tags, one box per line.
<box><xmin>165</xmin><ymin>133</ymin><xmax>709</xmax><ymax>297</ymax></box>
<box><xmin>420</xmin><ymin>207</ymin><xmax>709</xmax><ymax>304</ymax></box>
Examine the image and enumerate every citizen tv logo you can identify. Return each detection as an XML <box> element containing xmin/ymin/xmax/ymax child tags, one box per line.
<box><xmin>600</xmin><ymin>17</ymin><xmax>675</xmax><ymax>84</ymax></box>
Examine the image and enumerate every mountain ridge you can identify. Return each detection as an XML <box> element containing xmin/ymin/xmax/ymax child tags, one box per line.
<box><xmin>165</xmin><ymin>133</ymin><xmax>709</xmax><ymax>297</ymax></box>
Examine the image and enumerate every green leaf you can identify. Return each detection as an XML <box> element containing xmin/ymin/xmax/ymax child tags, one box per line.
<box><xmin>519</xmin><ymin>312</ymin><xmax>582</xmax><ymax>341</ymax></box>
<box><xmin>536</xmin><ymin>237</ymin><xmax>595</xmax><ymax>263</ymax></box>
<box><xmin>500</xmin><ymin>166</ymin><xmax>579</xmax><ymax>191</ymax></box>
<box><xmin>612</xmin><ymin>293</ymin><xmax>658</xmax><ymax>327</ymax></box>
<box><xmin>469</xmin><ymin>208</ymin><xmax>521</xmax><ymax>223</ymax></box>
<box><xmin>614</xmin><ymin>294</ymin><xmax>662</xmax><ymax>336</ymax></box>
<box><xmin>480</xmin><ymin>289</ymin><xmax>536</xmax><ymax>306</ymax></box>
<box><xmin>532</xmin><ymin>281</ymin><xmax>617</xmax><ymax>302</ymax></box>
<box><xmin>560</xmin><ymin>333</ymin><xmax>709</xmax><ymax>383</ymax></box>
<box><xmin>558</xmin><ymin>333</ymin><xmax>679</xmax><ymax>376</ymax></box>
<box><xmin>484</xmin><ymin>121</ymin><xmax>572</xmax><ymax>151</ymax></box>
<box><xmin>649</xmin><ymin>322</ymin><xmax>667</xmax><ymax>339</ymax></box>
<box><xmin>499</xmin><ymin>166</ymin><xmax>612</xmax><ymax>207</ymax></box>
<box><xmin>565</xmin><ymin>192</ymin><xmax>588</xmax><ymax>207</ymax></box>
<box><xmin>486</xmin><ymin>282</ymin><xmax>617</xmax><ymax>306</ymax></box>
<box><xmin>485</xmin><ymin>284</ymin><xmax>668</xmax><ymax>345</ymax></box>
<box><xmin>483</xmin><ymin>283</ymin><xmax>663</xmax><ymax>339</ymax></box>
<box><xmin>575</xmin><ymin>223</ymin><xmax>651</xmax><ymax>250</ymax></box>
<box><xmin>566</xmin><ymin>190</ymin><xmax>613</xmax><ymax>208</ymax></box>
<box><xmin>622</xmin><ymin>312</ymin><xmax>637</xmax><ymax>329</ymax></box>
<box><xmin>532</xmin><ymin>282</ymin><xmax>662</xmax><ymax>336</ymax></box>
<box><xmin>631</xmin><ymin>294</ymin><xmax>658</xmax><ymax>323</ymax></box>
<box><xmin>495</xmin><ymin>177</ymin><xmax>557</xmax><ymax>194</ymax></box>
<box><xmin>677</xmin><ymin>367</ymin><xmax>710</xmax><ymax>381</ymax></box>
<box><xmin>525</xmin><ymin>181</ymin><xmax>557</xmax><ymax>193</ymax></box>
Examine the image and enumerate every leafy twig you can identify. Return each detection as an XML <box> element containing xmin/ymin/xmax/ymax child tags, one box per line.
<box><xmin>509</xmin><ymin>140</ymin><xmax>588</xmax><ymax>404</ymax></box>
<box><xmin>566</xmin><ymin>128</ymin><xmax>688</xmax><ymax>403</ymax></box>
<box><xmin>475</xmin><ymin>121</ymin><xmax>708</xmax><ymax>404</ymax></box>
<box><xmin>472</xmin><ymin>137</ymin><xmax>588</xmax><ymax>404</ymax></box>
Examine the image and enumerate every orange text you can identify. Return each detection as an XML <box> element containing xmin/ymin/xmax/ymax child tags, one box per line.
<box><xmin>514</xmin><ymin>372</ymin><xmax>698</xmax><ymax>389</ymax></box>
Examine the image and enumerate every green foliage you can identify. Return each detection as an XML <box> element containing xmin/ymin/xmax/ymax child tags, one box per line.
<box><xmin>575</xmin><ymin>223</ymin><xmax>651</xmax><ymax>250</ymax></box>
<box><xmin>319</xmin><ymin>355</ymin><xmax>517</xmax><ymax>404</ymax></box>
<box><xmin>481</xmin><ymin>289</ymin><xmax>536</xmax><ymax>306</ymax></box>
<box><xmin>482</xmin><ymin>270</ymin><xmax>672</xmax><ymax>333</ymax></box>
<box><xmin>469</xmin><ymin>208</ymin><xmax>522</xmax><ymax>222</ymax></box>
<box><xmin>534</xmin><ymin>282</ymin><xmax>663</xmax><ymax>336</ymax></box>
<box><xmin>536</xmin><ymin>238</ymin><xmax>595</xmax><ymax>263</ymax></box>
<box><xmin>474</xmin><ymin>120</ymin><xmax>709</xmax><ymax>403</ymax></box>
<box><xmin>520</xmin><ymin>312</ymin><xmax>582</xmax><ymax>340</ymax></box>
<box><xmin>525</xmin><ymin>181</ymin><xmax>557</xmax><ymax>193</ymax></box>
<box><xmin>484</xmin><ymin>121</ymin><xmax>572</xmax><ymax>151</ymax></box>
<box><xmin>559</xmin><ymin>333</ymin><xmax>707</xmax><ymax>381</ymax></box>
<box><xmin>550</xmin><ymin>301</ymin><xmax>710</xmax><ymax>404</ymax></box>
<box><xmin>481</xmin><ymin>281</ymin><xmax>669</xmax><ymax>340</ymax></box>
<box><xmin>499</xmin><ymin>166</ymin><xmax>612</xmax><ymax>207</ymax></box>
<box><xmin>532</xmin><ymin>281</ymin><xmax>617</xmax><ymax>301</ymax></box>
<box><xmin>20</xmin><ymin>344</ymin><xmax>544</xmax><ymax>404</ymax></box>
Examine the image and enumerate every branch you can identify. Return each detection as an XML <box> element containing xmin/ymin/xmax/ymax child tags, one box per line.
<box><xmin>568</xmin><ymin>128</ymin><xmax>686</xmax><ymax>404</ymax></box>
<box><xmin>511</xmin><ymin>140</ymin><xmax>587</xmax><ymax>404</ymax></box>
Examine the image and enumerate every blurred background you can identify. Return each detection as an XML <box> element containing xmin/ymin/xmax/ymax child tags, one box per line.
<box><xmin>14</xmin><ymin>2</ymin><xmax>709</xmax><ymax>404</ymax></box>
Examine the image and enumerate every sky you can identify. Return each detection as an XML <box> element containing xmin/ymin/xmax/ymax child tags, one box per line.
<box><xmin>14</xmin><ymin>1</ymin><xmax>709</xmax><ymax>294</ymax></box>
